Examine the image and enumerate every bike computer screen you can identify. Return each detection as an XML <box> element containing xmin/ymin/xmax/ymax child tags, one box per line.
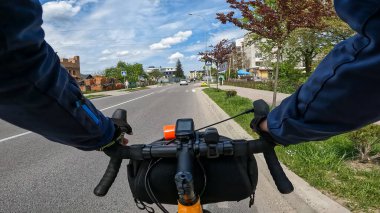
<box><xmin>175</xmin><ymin>119</ymin><xmax>194</xmax><ymax>138</ymax></box>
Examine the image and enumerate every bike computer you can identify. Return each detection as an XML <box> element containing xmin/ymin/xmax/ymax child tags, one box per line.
<box><xmin>175</xmin><ymin>119</ymin><xmax>194</xmax><ymax>139</ymax></box>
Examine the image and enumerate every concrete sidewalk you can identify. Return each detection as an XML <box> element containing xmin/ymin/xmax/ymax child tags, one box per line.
<box><xmin>217</xmin><ymin>85</ymin><xmax>290</xmax><ymax>106</ymax></box>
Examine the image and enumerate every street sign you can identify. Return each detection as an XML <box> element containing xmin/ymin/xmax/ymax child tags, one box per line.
<box><xmin>121</xmin><ymin>71</ymin><xmax>127</xmax><ymax>76</ymax></box>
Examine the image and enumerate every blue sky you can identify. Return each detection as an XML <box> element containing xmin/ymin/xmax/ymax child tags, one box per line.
<box><xmin>39</xmin><ymin>0</ymin><xmax>246</xmax><ymax>74</ymax></box>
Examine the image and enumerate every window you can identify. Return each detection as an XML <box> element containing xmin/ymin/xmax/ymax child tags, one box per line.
<box><xmin>255</xmin><ymin>52</ymin><xmax>262</xmax><ymax>58</ymax></box>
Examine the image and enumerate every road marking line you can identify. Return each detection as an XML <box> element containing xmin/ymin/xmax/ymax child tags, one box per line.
<box><xmin>0</xmin><ymin>92</ymin><xmax>155</xmax><ymax>143</ymax></box>
<box><xmin>0</xmin><ymin>131</ymin><xmax>32</xmax><ymax>143</ymax></box>
<box><xmin>99</xmin><ymin>92</ymin><xmax>154</xmax><ymax>111</ymax></box>
<box><xmin>192</xmin><ymin>89</ymin><xmax>196</xmax><ymax>93</ymax></box>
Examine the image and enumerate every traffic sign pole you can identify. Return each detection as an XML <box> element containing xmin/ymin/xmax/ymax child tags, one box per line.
<box><xmin>121</xmin><ymin>71</ymin><xmax>127</xmax><ymax>89</ymax></box>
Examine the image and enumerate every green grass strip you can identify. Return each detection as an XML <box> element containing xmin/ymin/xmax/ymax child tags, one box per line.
<box><xmin>203</xmin><ymin>88</ymin><xmax>380</xmax><ymax>212</ymax></box>
<box><xmin>85</xmin><ymin>94</ymin><xmax>109</xmax><ymax>99</ymax></box>
<box><xmin>118</xmin><ymin>87</ymin><xmax>148</xmax><ymax>92</ymax></box>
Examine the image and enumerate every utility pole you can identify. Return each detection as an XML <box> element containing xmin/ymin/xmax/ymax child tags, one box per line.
<box><xmin>189</xmin><ymin>13</ymin><xmax>210</xmax><ymax>85</ymax></box>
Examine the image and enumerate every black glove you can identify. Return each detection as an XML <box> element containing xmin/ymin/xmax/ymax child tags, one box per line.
<box><xmin>250</xmin><ymin>99</ymin><xmax>277</xmax><ymax>145</ymax></box>
<box><xmin>98</xmin><ymin>109</ymin><xmax>133</xmax><ymax>158</ymax></box>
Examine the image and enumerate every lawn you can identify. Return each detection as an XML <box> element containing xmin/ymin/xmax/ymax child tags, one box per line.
<box><xmin>84</xmin><ymin>94</ymin><xmax>109</xmax><ymax>99</ymax></box>
<box><xmin>203</xmin><ymin>88</ymin><xmax>380</xmax><ymax>212</ymax></box>
<box><xmin>117</xmin><ymin>86</ymin><xmax>148</xmax><ymax>92</ymax></box>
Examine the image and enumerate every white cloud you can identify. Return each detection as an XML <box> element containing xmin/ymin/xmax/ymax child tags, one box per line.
<box><xmin>132</xmin><ymin>51</ymin><xmax>141</xmax><ymax>56</ymax></box>
<box><xmin>99</xmin><ymin>56</ymin><xmax>110</xmax><ymax>61</ymax></box>
<box><xmin>76</xmin><ymin>0</ymin><xmax>99</xmax><ymax>5</ymax></box>
<box><xmin>168</xmin><ymin>52</ymin><xmax>184</xmax><ymax>63</ymax></box>
<box><xmin>101</xmin><ymin>49</ymin><xmax>112</xmax><ymax>55</ymax></box>
<box><xmin>158</xmin><ymin>21</ymin><xmax>183</xmax><ymax>30</ymax></box>
<box><xmin>185</xmin><ymin>43</ymin><xmax>206</xmax><ymax>52</ymax></box>
<box><xmin>211</xmin><ymin>22</ymin><xmax>221</xmax><ymax>28</ymax></box>
<box><xmin>209</xmin><ymin>29</ymin><xmax>247</xmax><ymax>45</ymax></box>
<box><xmin>150</xmin><ymin>31</ymin><xmax>193</xmax><ymax>50</ymax></box>
<box><xmin>41</xmin><ymin>0</ymin><xmax>240</xmax><ymax>74</ymax></box>
<box><xmin>148</xmin><ymin>0</ymin><xmax>160</xmax><ymax>6</ymax></box>
<box><xmin>42</xmin><ymin>1</ymin><xmax>81</xmax><ymax>20</ymax></box>
<box><xmin>116</xmin><ymin>51</ymin><xmax>129</xmax><ymax>57</ymax></box>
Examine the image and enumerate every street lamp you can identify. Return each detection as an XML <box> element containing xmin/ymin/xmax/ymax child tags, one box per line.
<box><xmin>189</xmin><ymin>13</ymin><xmax>210</xmax><ymax>85</ymax></box>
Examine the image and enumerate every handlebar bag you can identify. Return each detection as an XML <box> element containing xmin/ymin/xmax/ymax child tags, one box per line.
<box><xmin>126</xmin><ymin>141</ymin><xmax>258</xmax><ymax>205</ymax></box>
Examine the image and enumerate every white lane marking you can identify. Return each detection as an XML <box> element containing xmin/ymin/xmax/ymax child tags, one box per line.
<box><xmin>0</xmin><ymin>92</ymin><xmax>155</xmax><ymax>143</ymax></box>
<box><xmin>192</xmin><ymin>89</ymin><xmax>196</xmax><ymax>93</ymax></box>
<box><xmin>0</xmin><ymin>131</ymin><xmax>32</xmax><ymax>143</ymax></box>
<box><xmin>99</xmin><ymin>92</ymin><xmax>154</xmax><ymax>111</ymax></box>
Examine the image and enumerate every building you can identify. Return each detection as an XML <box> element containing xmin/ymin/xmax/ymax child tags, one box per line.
<box><xmin>226</xmin><ymin>37</ymin><xmax>271</xmax><ymax>80</ymax></box>
<box><xmin>160</xmin><ymin>67</ymin><xmax>176</xmax><ymax>77</ymax></box>
<box><xmin>145</xmin><ymin>66</ymin><xmax>160</xmax><ymax>73</ymax></box>
<box><xmin>60</xmin><ymin>56</ymin><xmax>81</xmax><ymax>80</ymax></box>
<box><xmin>189</xmin><ymin>70</ymin><xmax>206</xmax><ymax>79</ymax></box>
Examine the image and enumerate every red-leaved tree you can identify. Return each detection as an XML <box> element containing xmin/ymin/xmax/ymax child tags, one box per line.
<box><xmin>199</xmin><ymin>39</ymin><xmax>234</xmax><ymax>82</ymax></box>
<box><xmin>217</xmin><ymin>0</ymin><xmax>333</xmax><ymax>107</ymax></box>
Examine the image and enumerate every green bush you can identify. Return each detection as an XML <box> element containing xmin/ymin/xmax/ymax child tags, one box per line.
<box><xmin>225</xmin><ymin>90</ymin><xmax>237</xmax><ymax>98</ymax></box>
<box><xmin>347</xmin><ymin>124</ymin><xmax>380</xmax><ymax>163</ymax></box>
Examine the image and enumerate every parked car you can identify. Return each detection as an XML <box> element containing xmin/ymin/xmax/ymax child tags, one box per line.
<box><xmin>179</xmin><ymin>80</ymin><xmax>188</xmax><ymax>86</ymax></box>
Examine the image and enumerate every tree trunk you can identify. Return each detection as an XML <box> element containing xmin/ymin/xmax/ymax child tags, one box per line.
<box><xmin>216</xmin><ymin>64</ymin><xmax>219</xmax><ymax>90</ymax></box>
<box><xmin>304</xmin><ymin>53</ymin><xmax>313</xmax><ymax>74</ymax></box>
<box><xmin>272</xmin><ymin>47</ymin><xmax>281</xmax><ymax>108</ymax></box>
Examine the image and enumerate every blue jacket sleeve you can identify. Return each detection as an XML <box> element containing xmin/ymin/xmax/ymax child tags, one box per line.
<box><xmin>267</xmin><ymin>0</ymin><xmax>380</xmax><ymax>145</ymax></box>
<box><xmin>0</xmin><ymin>0</ymin><xmax>115</xmax><ymax>151</ymax></box>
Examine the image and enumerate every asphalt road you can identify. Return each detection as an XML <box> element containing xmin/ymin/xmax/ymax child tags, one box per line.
<box><xmin>0</xmin><ymin>84</ymin><xmax>348</xmax><ymax>213</ymax></box>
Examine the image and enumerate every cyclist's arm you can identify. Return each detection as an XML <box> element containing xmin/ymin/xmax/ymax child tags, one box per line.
<box><xmin>0</xmin><ymin>0</ymin><xmax>114</xmax><ymax>150</ymax></box>
<box><xmin>267</xmin><ymin>1</ymin><xmax>380</xmax><ymax>145</ymax></box>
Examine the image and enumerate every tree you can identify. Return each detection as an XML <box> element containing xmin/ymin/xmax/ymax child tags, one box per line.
<box><xmin>104</xmin><ymin>61</ymin><xmax>144</xmax><ymax>83</ymax></box>
<box><xmin>286</xmin><ymin>28</ymin><xmax>324</xmax><ymax>74</ymax></box>
<box><xmin>148</xmin><ymin>69</ymin><xmax>164</xmax><ymax>82</ymax></box>
<box><xmin>175</xmin><ymin>59</ymin><xmax>185</xmax><ymax>78</ymax></box>
<box><xmin>217</xmin><ymin>0</ymin><xmax>333</xmax><ymax>107</ymax></box>
<box><xmin>199</xmin><ymin>39</ymin><xmax>234</xmax><ymax>70</ymax></box>
<box><xmin>285</xmin><ymin>15</ymin><xmax>354</xmax><ymax>74</ymax></box>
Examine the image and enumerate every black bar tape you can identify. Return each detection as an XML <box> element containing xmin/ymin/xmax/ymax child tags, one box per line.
<box><xmin>263</xmin><ymin>149</ymin><xmax>294</xmax><ymax>194</ymax></box>
<box><xmin>93</xmin><ymin>157</ymin><xmax>122</xmax><ymax>197</ymax></box>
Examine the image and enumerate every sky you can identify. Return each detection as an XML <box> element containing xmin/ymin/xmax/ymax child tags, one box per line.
<box><xmin>39</xmin><ymin>0</ymin><xmax>246</xmax><ymax>75</ymax></box>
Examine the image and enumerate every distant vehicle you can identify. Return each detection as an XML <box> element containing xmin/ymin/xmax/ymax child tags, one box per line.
<box><xmin>179</xmin><ymin>80</ymin><xmax>188</xmax><ymax>86</ymax></box>
<box><xmin>186</xmin><ymin>79</ymin><xmax>191</xmax><ymax>83</ymax></box>
<box><xmin>200</xmin><ymin>81</ymin><xmax>208</xmax><ymax>87</ymax></box>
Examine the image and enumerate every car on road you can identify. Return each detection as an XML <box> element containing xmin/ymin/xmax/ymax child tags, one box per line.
<box><xmin>201</xmin><ymin>81</ymin><xmax>208</xmax><ymax>87</ymax></box>
<box><xmin>180</xmin><ymin>80</ymin><xmax>188</xmax><ymax>86</ymax></box>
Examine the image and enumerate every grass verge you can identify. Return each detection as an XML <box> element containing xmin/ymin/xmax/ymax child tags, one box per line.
<box><xmin>118</xmin><ymin>87</ymin><xmax>148</xmax><ymax>92</ymax></box>
<box><xmin>85</xmin><ymin>94</ymin><xmax>109</xmax><ymax>99</ymax></box>
<box><xmin>203</xmin><ymin>88</ymin><xmax>380</xmax><ymax>212</ymax></box>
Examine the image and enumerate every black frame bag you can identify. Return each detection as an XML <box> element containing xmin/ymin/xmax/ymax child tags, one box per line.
<box><xmin>127</xmin><ymin>142</ymin><xmax>258</xmax><ymax>205</ymax></box>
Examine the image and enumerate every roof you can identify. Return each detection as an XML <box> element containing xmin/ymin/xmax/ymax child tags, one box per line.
<box><xmin>80</xmin><ymin>74</ymin><xmax>93</xmax><ymax>79</ymax></box>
